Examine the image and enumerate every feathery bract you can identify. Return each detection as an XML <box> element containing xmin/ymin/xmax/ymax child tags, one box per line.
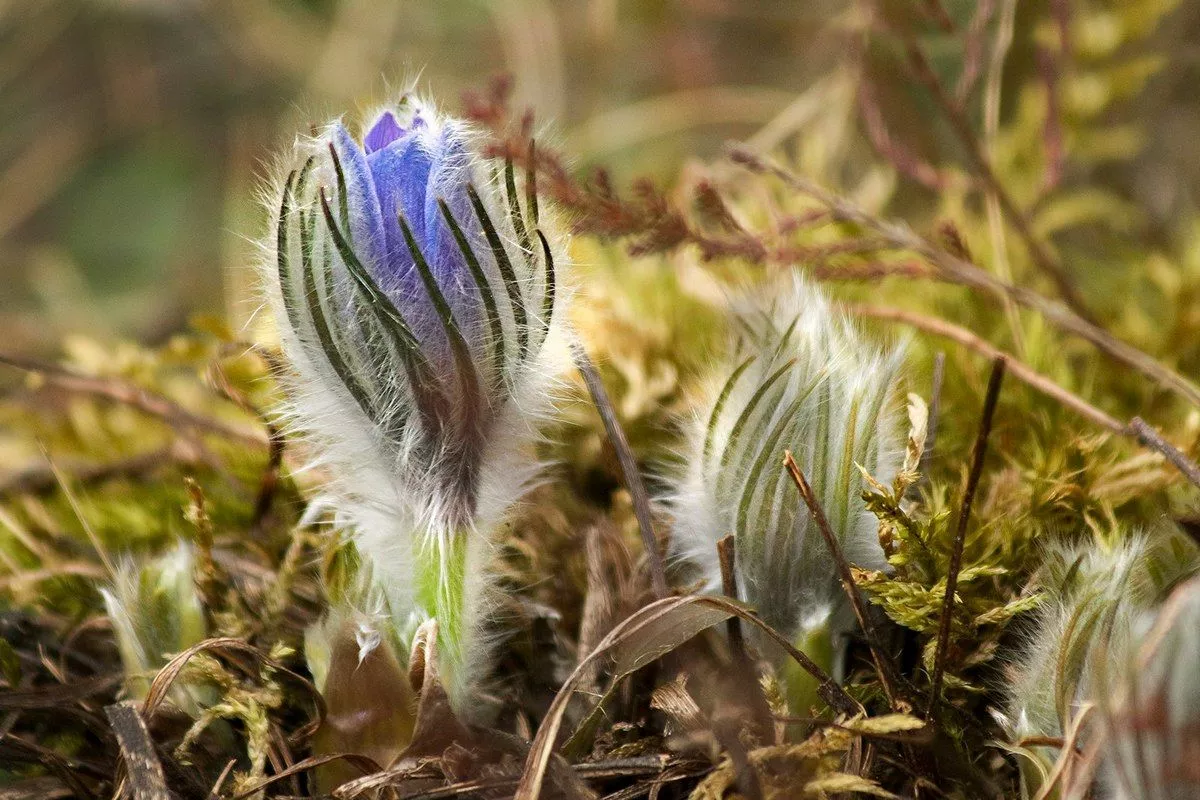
<box><xmin>671</xmin><ymin>276</ymin><xmax>903</xmax><ymax>712</ymax></box>
<box><xmin>263</xmin><ymin>94</ymin><xmax>570</xmax><ymax>707</ymax></box>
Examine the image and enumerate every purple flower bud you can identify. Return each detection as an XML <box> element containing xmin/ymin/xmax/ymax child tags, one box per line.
<box><xmin>264</xmin><ymin>94</ymin><xmax>570</xmax><ymax>707</ymax></box>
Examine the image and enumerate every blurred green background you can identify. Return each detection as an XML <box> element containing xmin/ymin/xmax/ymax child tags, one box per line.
<box><xmin>2</xmin><ymin>0</ymin><xmax>1200</xmax><ymax>354</ymax></box>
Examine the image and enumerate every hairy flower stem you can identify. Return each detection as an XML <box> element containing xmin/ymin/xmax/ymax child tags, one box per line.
<box><xmin>413</xmin><ymin>534</ymin><xmax>470</xmax><ymax>694</ymax></box>
<box><xmin>782</xmin><ymin>624</ymin><xmax>834</xmax><ymax>719</ymax></box>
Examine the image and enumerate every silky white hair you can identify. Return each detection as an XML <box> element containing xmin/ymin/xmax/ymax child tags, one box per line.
<box><xmin>1001</xmin><ymin>530</ymin><xmax>1199</xmax><ymax>799</ymax></box>
<box><xmin>258</xmin><ymin>93</ymin><xmax>572</xmax><ymax>709</ymax></box>
<box><xmin>670</xmin><ymin>275</ymin><xmax>904</xmax><ymax>662</ymax></box>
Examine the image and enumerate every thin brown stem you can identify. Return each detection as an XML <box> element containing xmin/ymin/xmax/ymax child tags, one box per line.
<box><xmin>847</xmin><ymin>304</ymin><xmax>1200</xmax><ymax>488</ymax></box>
<box><xmin>782</xmin><ymin>451</ymin><xmax>903</xmax><ymax>709</ymax></box>
<box><xmin>891</xmin><ymin>23</ymin><xmax>1095</xmax><ymax>323</ymax></box>
<box><xmin>1129</xmin><ymin>417</ymin><xmax>1200</xmax><ymax>490</ymax></box>
<box><xmin>727</xmin><ymin>147</ymin><xmax>1200</xmax><ymax>409</ymax></box>
<box><xmin>716</xmin><ymin>534</ymin><xmax>747</xmax><ymax>663</ymax></box>
<box><xmin>846</xmin><ymin>304</ymin><xmax>1124</xmax><ymax>434</ymax></box>
<box><xmin>573</xmin><ymin>342</ymin><xmax>668</xmax><ymax>598</ymax></box>
<box><xmin>928</xmin><ymin>357</ymin><xmax>1005</xmax><ymax>719</ymax></box>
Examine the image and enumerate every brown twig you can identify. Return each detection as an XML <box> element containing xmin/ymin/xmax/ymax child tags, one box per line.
<box><xmin>846</xmin><ymin>304</ymin><xmax>1124</xmax><ymax>434</ymax></box>
<box><xmin>573</xmin><ymin>342</ymin><xmax>668</xmax><ymax>598</ymax></box>
<box><xmin>810</xmin><ymin>260</ymin><xmax>933</xmax><ymax>282</ymax></box>
<box><xmin>888</xmin><ymin>22</ymin><xmax>1096</xmax><ymax>323</ymax></box>
<box><xmin>927</xmin><ymin>357</ymin><xmax>1005</xmax><ymax>719</ymax></box>
<box><xmin>846</xmin><ymin>304</ymin><xmax>1200</xmax><ymax>488</ymax></box>
<box><xmin>716</xmin><ymin>534</ymin><xmax>747</xmax><ymax>663</ymax></box>
<box><xmin>727</xmin><ymin>147</ymin><xmax>1200</xmax><ymax>410</ymax></box>
<box><xmin>782</xmin><ymin>451</ymin><xmax>903</xmax><ymax>709</ymax></box>
<box><xmin>1129</xmin><ymin>417</ymin><xmax>1200</xmax><ymax>489</ymax></box>
<box><xmin>0</xmin><ymin>353</ymin><xmax>266</xmax><ymax>448</ymax></box>
<box><xmin>207</xmin><ymin>759</ymin><xmax>237</xmax><ymax>800</ymax></box>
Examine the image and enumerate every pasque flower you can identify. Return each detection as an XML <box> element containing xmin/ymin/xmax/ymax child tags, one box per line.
<box><xmin>671</xmin><ymin>277</ymin><xmax>903</xmax><ymax>713</ymax></box>
<box><xmin>101</xmin><ymin>543</ymin><xmax>209</xmax><ymax>712</ymax></box>
<box><xmin>1097</xmin><ymin>573</ymin><xmax>1200</xmax><ymax>799</ymax></box>
<box><xmin>265</xmin><ymin>94</ymin><xmax>570</xmax><ymax>707</ymax></box>
<box><xmin>1002</xmin><ymin>531</ymin><xmax>1199</xmax><ymax>799</ymax></box>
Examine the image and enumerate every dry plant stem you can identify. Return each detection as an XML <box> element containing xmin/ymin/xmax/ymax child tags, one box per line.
<box><xmin>782</xmin><ymin>451</ymin><xmax>902</xmax><ymax>709</ymax></box>
<box><xmin>573</xmin><ymin>341</ymin><xmax>668</xmax><ymax>598</ymax></box>
<box><xmin>0</xmin><ymin>353</ymin><xmax>267</xmax><ymax>447</ymax></box>
<box><xmin>1129</xmin><ymin>417</ymin><xmax>1200</xmax><ymax>489</ymax></box>
<box><xmin>927</xmin><ymin>357</ymin><xmax>1005</xmax><ymax>720</ymax></box>
<box><xmin>41</xmin><ymin>447</ymin><xmax>117</xmax><ymax>581</ymax></box>
<box><xmin>890</xmin><ymin>22</ymin><xmax>1096</xmax><ymax>324</ymax></box>
<box><xmin>847</xmin><ymin>304</ymin><xmax>1124</xmax><ymax>433</ymax></box>
<box><xmin>142</xmin><ymin>637</ymin><xmax>325</xmax><ymax>742</ymax></box>
<box><xmin>727</xmin><ymin>147</ymin><xmax>1200</xmax><ymax>409</ymax></box>
<box><xmin>847</xmin><ymin>304</ymin><xmax>1200</xmax><ymax>489</ymax></box>
<box><xmin>104</xmin><ymin>702</ymin><xmax>169</xmax><ymax>800</ymax></box>
<box><xmin>208</xmin><ymin>758</ymin><xmax>238</xmax><ymax>798</ymax></box>
<box><xmin>716</xmin><ymin>534</ymin><xmax>747</xmax><ymax>663</ymax></box>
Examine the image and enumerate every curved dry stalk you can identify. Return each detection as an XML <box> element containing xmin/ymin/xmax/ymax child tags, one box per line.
<box><xmin>727</xmin><ymin>147</ymin><xmax>1200</xmax><ymax>410</ymax></box>
<box><xmin>513</xmin><ymin>594</ymin><xmax>860</xmax><ymax>800</ymax></box>
<box><xmin>573</xmin><ymin>341</ymin><xmax>668</xmax><ymax>598</ymax></box>
<box><xmin>844</xmin><ymin>303</ymin><xmax>1200</xmax><ymax>489</ymax></box>
<box><xmin>782</xmin><ymin>451</ymin><xmax>904</xmax><ymax>710</ymax></box>
<box><xmin>845</xmin><ymin>304</ymin><xmax>1124</xmax><ymax>434</ymax></box>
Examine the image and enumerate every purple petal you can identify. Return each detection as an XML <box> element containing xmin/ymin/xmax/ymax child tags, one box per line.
<box><xmin>422</xmin><ymin>126</ymin><xmax>475</xmax><ymax>288</ymax></box>
<box><xmin>363</xmin><ymin>111</ymin><xmax>404</xmax><ymax>155</ymax></box>
<box><xmin>330</xmin><ymin>124</ymin><xmax>387</xmax><ymax>272</ymax></box>
<box><xmin>422</xmin><ymin>126</ymin><xmax>484</xmax><ymax>342</ymax></box>
<box><xmin>366</xmin><ymin>131</ymin><xmax>432</xmax><ymax>287</ymax></box>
